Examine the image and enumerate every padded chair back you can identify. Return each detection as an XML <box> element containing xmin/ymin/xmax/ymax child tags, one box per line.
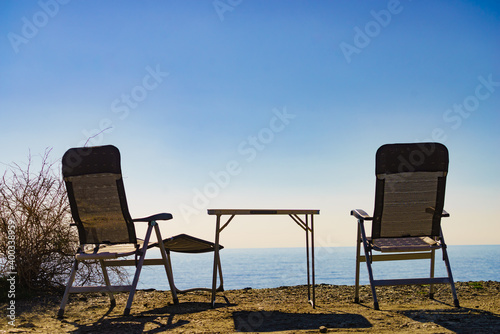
<box><xmin>62</xmin><ymin>145</ymin><xmax>136</xmax><ymax>245</ymax></box>
<box><xmin>372</xmin><ymin>143</ymin><xmax>448</xmax><ymax>239</ymax></box>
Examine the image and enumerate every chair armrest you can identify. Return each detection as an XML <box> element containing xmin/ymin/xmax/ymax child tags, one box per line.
<box><xmin>425</xmin><ymin>207</ymin><xmax>450</xmax><ymax>218</ymax></box>
<box><xmin>133</xmin><ymin>213</ymin><xmax>173</xmax><ymax>222</ymax></box>
<box><xmin>351</xmin><ymin>209</ymin><xmax>372</xmax><ymax>220</ymax></box>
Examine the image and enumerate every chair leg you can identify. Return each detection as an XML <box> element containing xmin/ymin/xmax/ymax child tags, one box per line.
<box><xmin>363</xmin><ymin>251</ymin><xmax>379</xmax><ymax>310</ymax></box>
<box><xmin>358</xmin><ymin>220</ymin><xmax>379</xmax><ymax>310</ymax></box>
<box><xmin>165</xmin><ymin>251</ymin><xmax>180</xmax><ymax>304</ymax></box>
<box><xmin>99</xmin><ymin>259</ymin><xmax>116</xmax><ymax>307</ymax></box>
<box><xmin>429</xmin><ymin>249</ymin><xmax>436</xmax><ymax>299</ymax></box>
<box><xmin>154</xmin><ymin>224</ymin><xmax>179</xmax><ymax>304</ymax></box>
<box><xmin>442</xmin><ymin>245</ymin><xmax>460</xmax><ymax>307</ymax></box>
<box><xmin>58</xmin><ymin>259</ymin><xmax>79</xmax><ymax>318</ymax></box>
<box><xmin>440</xmin><ymin>230</ymin><xmax>460</xmax><ymax>307</ymax></box>
<box><xmin>124</xmin><ymin>224</ymin><xmax>154</xmax><ymax>316</ymax></box>
<box><xmin>354</xmin><ymin>224</ymin><xmax>362</xmax><ymax>303</ymax></box>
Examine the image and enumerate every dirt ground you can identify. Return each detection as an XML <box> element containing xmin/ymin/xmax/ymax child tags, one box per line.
<box><xmin>1</xmin><ymin>281</ymin><xmax>499</xmax><ymax>333</ymax></box>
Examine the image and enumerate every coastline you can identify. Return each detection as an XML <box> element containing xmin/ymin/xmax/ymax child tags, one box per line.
<box><xmin>1</xmin><ymin>281</ymin><xmax>499</xmax><ymax>333</ymax></box>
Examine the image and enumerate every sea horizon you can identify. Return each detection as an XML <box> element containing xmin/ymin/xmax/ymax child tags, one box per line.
<box><xmin>135</xmin><ymin>244</ymin><xmax>500</xmax><ymax>291</ymax></box>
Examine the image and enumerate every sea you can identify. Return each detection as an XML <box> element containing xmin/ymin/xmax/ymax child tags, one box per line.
<box><xmin>135</xmin><ymin>245</ymin><xmax>499</xmax><ymax>291</ymax></box>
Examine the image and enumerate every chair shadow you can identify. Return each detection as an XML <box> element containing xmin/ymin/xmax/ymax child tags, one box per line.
<box><xmin>357</xmin><ymin>295</ymin><xmax>457</xmax><ymax>311</ymax></box>
<box><xmin>60</xmin><ymin>300</ymin><xmax>235</xmax><ymax>333</ymax></box>
<box><xmin>233</xmin><ymin>310</ymin><xmax>372</xmax><ymax>332</ymax></box>
<box><xmin>401</xmin><ymin>307</ymin><xmax>500</xmax><ymax>333</ymax></box>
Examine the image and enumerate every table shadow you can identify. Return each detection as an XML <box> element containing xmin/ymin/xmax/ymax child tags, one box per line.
<box><xmin>233</xmin><ymin>310</ymin><xmax>372</xmax><ymax>332</ymax></box>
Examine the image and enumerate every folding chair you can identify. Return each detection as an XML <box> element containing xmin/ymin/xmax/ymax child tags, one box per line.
<box><xmin>58</xmin><ymin>145</ymin><xmax>223</xmax><ymax>317</ymax></box>
<box><xmin>351</xmin><ymin>142</ymin><xmax>459</xmax><ymax>310</ymax></box>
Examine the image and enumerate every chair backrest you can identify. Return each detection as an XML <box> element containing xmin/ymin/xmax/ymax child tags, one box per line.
<box><xmin>372</xmin><ymin>143</ymin><xmax>448</xmax><ymax>239</ymax></box>
<box><xmin>62</xmin><ymin>145</ymin><xmax>137</xmax><ymax>245</ymax></box>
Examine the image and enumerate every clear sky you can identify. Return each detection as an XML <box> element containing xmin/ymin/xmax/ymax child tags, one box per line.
<box><xmin>1</xmin><ymin>0</ymin><xmax>499</xmax><ymax>248</ymax></box>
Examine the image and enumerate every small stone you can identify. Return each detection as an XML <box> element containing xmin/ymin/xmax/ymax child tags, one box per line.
<box><xmin>319</xmin><ymin>325</ymin><xmax>328</xmax><ymax>333</ymax></box>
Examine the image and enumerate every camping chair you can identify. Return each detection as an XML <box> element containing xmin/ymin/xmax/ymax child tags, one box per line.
<box><xmin>351</xmin><ymin>142</ymin><xmax>459</xmax><ymax>310</ymax></box>
<box><xmin>58</xmin><ymin>145</ymin><xmax>223</xmax><ymax>317</ymax></box>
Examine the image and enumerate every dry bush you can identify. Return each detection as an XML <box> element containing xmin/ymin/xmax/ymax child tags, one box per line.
<box><xmin>0</xmin><ymin>149</ymin><xmax>126</xmax><ymax>296</ymax></box>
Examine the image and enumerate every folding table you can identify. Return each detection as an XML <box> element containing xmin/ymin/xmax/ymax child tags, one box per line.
<box><xmin>207</xmin><ymin>209</ymin><xmax>319</xmax><ymax>307</ymax></box>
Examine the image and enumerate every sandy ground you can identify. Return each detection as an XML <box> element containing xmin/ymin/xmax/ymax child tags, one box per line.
<box><xmin>1</xmin><ymin>281</ymin><xmax>499</xmax><ymax>333</ymax></box>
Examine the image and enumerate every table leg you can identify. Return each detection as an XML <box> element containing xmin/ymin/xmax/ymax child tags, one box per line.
<box><xmin>211</xmin><ymin>214</ymin><xmax>221</xmax><ymax>307</ymax></box>
<box><xmin>305</xmin><ymin>214</ymin><xmax>311</xmax><ymax>302</ymax></box>
<box><xmin>311</xmin><ymin>213</ymin><xmax>316</xmax><ymax>308</ymax></box>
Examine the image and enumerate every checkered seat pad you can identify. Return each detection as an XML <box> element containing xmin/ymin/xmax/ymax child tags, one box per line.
<box><xmin>371</xmin><ymin>236</ymin><xmax>440</xmax><ymax>252</ymax></box>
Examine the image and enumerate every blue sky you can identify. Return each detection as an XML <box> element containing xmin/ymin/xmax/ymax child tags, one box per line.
<box><xmin>1</xmin><ymin>0</ymin><xmax>499</xmax><ymax>248</ymax></box>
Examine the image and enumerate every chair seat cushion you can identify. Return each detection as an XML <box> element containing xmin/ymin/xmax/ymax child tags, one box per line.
<box><xmin>75</xmin><ymin>241</ymin><xmax>144</xmax><ymax>260</ymax></box>
<box><xmin>76</xmin><ymin>233</ymin><xmax>222</xmax><ymax>259</ymax></box>
<box><xmin>157</xmin><ymin>234</ymin><xmax>224</xmax><ymax>253</ymax></box>
<box><xmin>371</xmin><ymin>236</ymin><xmax>440</xmax><ymax>252</ymax></box>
